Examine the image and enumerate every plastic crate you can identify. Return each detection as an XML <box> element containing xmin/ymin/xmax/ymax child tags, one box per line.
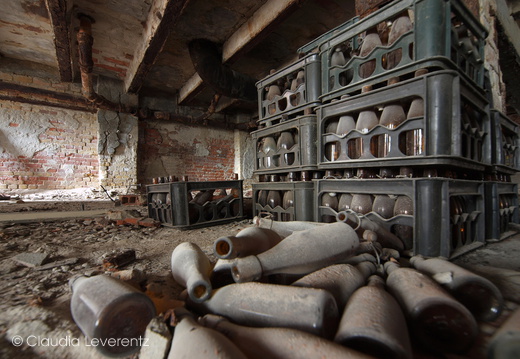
<box><xmin>253</xmin><ymin>115</ymin><xmax>318</xmax><ymax>175</ymax></box>
<box><xmin>146</xmin><ymin>180</ymin><xmax>244</xmax><ymax>229</ymax></box>
<box><xmin>317</xmin><ymin>70</ymin><xmax>491</xmax><ymax>172</ymax></box>
<box><xmin>484</xmin><ymin>182</ymin><xmax>519</xmax><ymax>241</ymax></box>
<box><xmin>252</xmin><ymin>181</ymin><xmax>315</xmax><ymax>222</ymax></box>
<box><xmin>318</xmin><ymin>0</ymin><xmax>487</xmax><ymax>103</ymax></box>
<box><xmin>256</xmin><ymin>53</ymin><xmax>321</xmax><ymax>125</ymax></box>
<box><xmin>315</xmin><ymin>178</ymin><xmax>485</xmax><ymax>258</ymax></box>
<box><xmin>490</xmin><ymin>110</ymin><xmax>520</xmax><ymax>173</ymax></box>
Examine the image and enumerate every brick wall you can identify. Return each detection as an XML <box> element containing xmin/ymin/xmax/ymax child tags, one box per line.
<box><xmin>138</xmin><ymin>121</ymin><xmax>236</xmax><ymax>184</ymax></box>
<box><xmin>0</xmin><ymin>100</ymin><xmax>99</xmax><ymax>191</ymax></box>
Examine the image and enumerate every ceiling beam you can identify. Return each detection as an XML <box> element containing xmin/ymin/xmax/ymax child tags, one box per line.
<box><xmin>125</xmin><ymin>0</ymin><xmax>191</xmax><ymax>94</ymax></box>
<box><xmin>45</xmin><ymin>0</ymin><xmax>73</xmax><ymax>82</ymax></box>
<box><xmin>178</xmin><ymin>0</ymin><xmax>304</xmax><ymax>105</ymax></box>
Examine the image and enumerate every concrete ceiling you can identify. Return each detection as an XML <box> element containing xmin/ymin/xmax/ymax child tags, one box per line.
<box><xmin>0</xmin><ymin>0</ymin><xmax>356</xmax><ymax>116</ymax></box>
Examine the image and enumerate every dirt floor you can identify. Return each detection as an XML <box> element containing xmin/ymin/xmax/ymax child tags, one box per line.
<box><xmin>0</xmin><ymin>193</ymin><xmax>519</xmax><ymax>359</ymax></box>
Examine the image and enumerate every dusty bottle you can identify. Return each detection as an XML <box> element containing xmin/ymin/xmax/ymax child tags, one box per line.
<box><xmin>262</xmin><ymin>136</ymin><xmax>278</xmax><ymax>168</ymax></box>
<box><xmin>292</xmin><ymin>262</ymin><xmax>376</xmax><ymax>311</ymax></box>
<box><xmin>406</xmin><ymin>69</ymin><xmax>428</xmax><ymax>156</ymax></box>
<box><xmin>487</xmin><ymin>307</ymin><xmax>520</xmax><ymax>359</ymax></box>
<box><xmin>171</xmin><ymin>242</ymin><xmax>212</xmax><ymax>303</ymax></box>
<box><xmin>338</xmin><ymin>193</ymin><xmax>353</xmax><ymax>212</ymax></box>
<box><xmin>200</xmin><ymin>314</ymin><xmax>374</xmax><ymax>359</ymax></box>
<box><xmin>168</xmin><ymin>308</ymin><xmax>247</xmax><ymax>359</ymax></box>
<box><xmin>266</xmin><ymin>71</ymin><xmax>281</xmax><ymax>102</ymax></box>
<box><xmin>372</xmin><ymin>194</ymin><xmax>396</xmax><ymax>219</ymax></box>
<box><xmin>350</xmin><ymin>193</ymin><xmax>373</xmax><ymax>215</ymax></box>
<box><xmin>384</xmin><ymin>261</ymin><xmax>478</xmax><ymax>354</ymax></box>
<box><xmin>70</xmin><ymin>275</ymin><xmax>156</xmax><ymax>357</ymax></box>
<box><xmin>359</xmin><ymin>28</ymin><xmax>382</xmax><ymax>78</ymax></box>
<box><xmin>253</xmin><ymin>216</ymin><xmax>325</xmax><ymax>238</ymax></box>
<box><xmin>410</xmin><ymin>256</ymin><xmax>504</xmax><ymax>322</ymax></box>
<box><xmin>331</xmin><ymin>47</ymin><xmax>347</xmax><ymax>67</ymax></box>
<box><xmin>232</xmin><ymin>222</ymin><xmax>359</xmax><ymax>283</ymax></box>
<box><xmin>355</xmin><ymin>86</ymin><xmax>379</xmax><ymax>158</ymax></box>
<box><xmin>277</xmin><ymin>131</ymin><xmax>295</xmax><ymax>166</ymax></box>
<box><xmin>335</xmin><ymin>275</ymin><xmax>412</xmax><ymax>359</ymax></box>
<box><xmin>281</xmin><ymin>173</ymin><xmax>297</xmax><ymax>221</ymax></box>
<box><xmin>325</xmin><ymin>120</ymin><xmax>340</xmax><ymax>162</ymax></box>
<box><xmin>386</xmin><ymin>13</ymin><xmax>413</xmax><ymax>69</ymax></box>
<box><xmin>393</xmin><ymin>195</ymin><xmax>414</xmax><ymax>250</ymax></box>
<box><xmin>336</xmin><ymin>210</ymin><xmax>405</xmax><ymax>252</ymax></box>
<box><xmin>188</xmin><ymin>282</ymin><xmax>339</xmax><ymax>338</ymax></box>
<box><xmin>290</xmin><ymin>70</ymin><xmax>305</xmax><ymax>92</ymax></box>
<box><xmin>213</xmin><ymin>226</ymin><xmax>283</xmax><ymax>260</ymax></box>
<box><xmin>321</xmin><ymin>192</ymin><xmax>339</xmax><ymax>223</ymax></box>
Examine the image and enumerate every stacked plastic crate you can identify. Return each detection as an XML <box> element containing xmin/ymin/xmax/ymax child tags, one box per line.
<box><xmin>252</xmin><ymin>0</ymin><xmax>519</xmax><ymax>258</ymax></box>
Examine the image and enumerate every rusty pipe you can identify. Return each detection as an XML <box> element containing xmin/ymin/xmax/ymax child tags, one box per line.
<box><xmin>77</xmin><ymin>14</ymin><xmax>128</xmax><ymax>112</ymax></box>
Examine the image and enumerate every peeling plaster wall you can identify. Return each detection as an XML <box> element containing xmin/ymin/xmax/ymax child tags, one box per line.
<box><xmin>0</xmin><ymin>101</ymin><xmax>98</xmax><ymax>191</ymax></box>
<box><xmin>138</xmin><ymin>121</ymin><xmax>237</xmax><ymax>184</ymax></box>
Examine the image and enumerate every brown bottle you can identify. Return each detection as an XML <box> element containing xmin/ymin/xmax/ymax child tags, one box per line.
<box><xmin>69</xmin><ymin>275</ymin><xmax>156</xmax><ymax>357</ymax></box>
<box><xmin>189</xmin><ymin>282</ymin><xmax>339</xmax><ymax>339</ymax></box>
<box><xmin>350</xmin><ymin>193</ymin><xmax>373</xmax><ymax>215</ymax></box>
<box><xmin>321</xmin><ymin>192</ymin><xmax>339</xmax><ymax>223</ymax></box>
<box><xmin>263</xmin><ymin>136</ymin><xmax>278</xmax><ymax>168</ymax></box>
<box><xmin>331</xmin><ymin>47</ymin><xmax>347</xmax><ymax>67</ymax></box>
<box><xmin>410</xmin><ymin>256</ymin><xmax>504</xmax><ymax>322</ymax></box>
<box><xmin>168</xmin><ymin>308</ymin><xmax>247</xmax><ymax>359</ymax></box>
<box><xmin>335</xmin><ymin>275</ymin><xmax>412</xmax><ymax>359</ymax></box>
<box><xmin>277</xmin><ymin>131</ymin><xmax>295</xmax><ymax>166</ymax></box>
<box><xmin>290</xmin><ymin>70</ymin><xmax>305</xmax><ymax>92</ymax></box>
<box><xmin>487</xmin><ymin>307</ymin><xmax>520</xmax><ymax>359</ymax></box>
<box><xmin>384</xmin><ymin>261</ymin><xmax>478</xmax><ymax>354</ymax></box>
<box><xmin>292</xmin><ymin>262</ymin><xmax>376</xmax><ymax>312</ymax></box>
<box><xmin>338</xmin><ymin>193</ymin><xmax>353</xmax><ymax>212</ymax></box>
<box><xmin>393</xmin><ymin>195</ymin><xmax>414</xmax><ymax>250</ymax></box>
<box><xmin>213</xmin><ymin>227</ymin><xmax>283</xmax><ymax>260</ymax></box>
<box><xmin>325</xmin><ymin>120</ymin><xmax>340</xmax><ymax>162</ymax></box>
<box><xmin>231</xmin><ymin>222</ymin><xmax>359</xmax><ymax>283</ymax></box>
<box><xmin>359</xmin><ymin>28</ymin><xmax>382</xmax><ymax>78</ymax></box>
<box><xmin>171</xmin><ymin>242</ymin><xmax>212</xmax><ymax>303</ymax></box>
<box><xmin>281</xmin><ymin>173</ymin><xmax>297</xmax><ymax>221</ymax></box>
<box><xmin>386</xmin><ymin>13</ymin><xmax>413</xmax><ymax>69</ymax></box>
<box><xmin>406</xmin><ymin>69</ymin><xmax>428</xmax><ymax>156</ymax></box>
<box><xmin>372</xmin><ymin>194</ymin><xmax>396</xmax><ymax>219</ymax></box>
<box><xmin>355</xmin><ymin>86</ymin><xmax>379</xmax><ymax>158</ymax></box>
<box><xmin>200</xmin><ymin>314</ymin><xmax>374</xmax><ymax>359</ymax></box>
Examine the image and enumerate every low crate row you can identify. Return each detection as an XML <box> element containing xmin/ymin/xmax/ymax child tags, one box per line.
<box><xmin>256</xmin><ymin>0</ymin><xmax>487</xmax><ymax>125</ymax></box>
<box><xmin>147</xmin><ymin>180</ymin><xmax>244</xmax><ymax>229</ymax></box>
<box><xmin>254</xmin><ymin>70</ymin><xmax>520</xmax><ymax>177</ymax></box>
<box><xmin>253</xmin><ymin>178</ymin><xmax>519</xmax><ymax>258</ymax></box>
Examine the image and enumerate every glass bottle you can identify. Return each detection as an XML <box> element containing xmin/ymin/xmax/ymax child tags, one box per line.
<box><xmin>171</xmin><ymin>242</ymin><xmax>212</xmax><ymax>303</ymax></box>
<box><xmin>331</xmin><ymin>47</ymin><xmax>347</xmax><ymax>67</ymax></box>
<box><xmin>281</xmin><ymin>172</ymin><xmax>297</xmax><ymax>221</ymax></box>
<box><xmin>321</xmin><ymin>192</ymin><xmax>339</xmax><ymax>223</ymax></box>
<box><xmin>355</xmin><ymin>85</ymin><xmax>379</xmax><ymax>159</ymax></box>
<box><xmin>384</xmin><ymin>261</ymin><xmax>478</xmax><ymax>354</ymax></box>
<box><xmin>213</xmin><ymin>227</ymin><xmax>283</xmax><ymax>260</ymax></box>
<box><xmin>350</xmin><ymin>193</ymin><xmax>373</xmax><ymax>215</ymax></box>
<box><xmin>406</xmin><ymin>69</ymin><xmax>428</xmax><ymax>156</ymax></box>
<box><xmin>325</xmin><ymin>120</ymin><xmax>340</xmax><ymax>162</ymax></box>
<box><xmin>359</xmin><ymin>28</ymin><xmax>382</xmax><ymax>78</ymax></box>
<box><xmin>393</xmin><ymin>195</ymin><xmax>414</xmax><ymax>250</ymax></box>
<box><xmin>334</xmin><ymin>275</ymin><xmax>412</xmax><ymax>359</ymax></box>
<box><xmin>372</xmin><ymin>194</ymin><xmax>396</xmax><ymax>219</ymax></box>
<box><xmin>262</xmin><ymin>136</ymin><xmax>278</xmax><ymax>169</ymax></box>
<box><xmin>70</xmin><ymin>275</ymin><xmax>156</xmax><ymax>357</ymax></box>
<box><xmin>290</xmin><ymin>70</ymin><xmax>305</xmax><ymax>92</ymax></box>
<box><xmin>231</xmin><ymin>222</ymin><xmax>360</xmax><ymax>283</ymax></box>
<box><xmin>277</xmin><ymin>131</ymin><xmax>295</xmax><ymax>166</ymax></box>
<box><xmin>338</xmin><ymin>193</ymin><xmax>354</xmax><ymax>212</ymax></box>
<box><xmin>386</xmin><ymin>12</ymin><xmax>413</xmax><ymax>69</ymax></box>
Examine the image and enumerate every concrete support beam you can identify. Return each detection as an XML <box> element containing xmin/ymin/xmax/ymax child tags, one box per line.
<box><xmin>178</xmin><ymin>0</ymin><xmax>303</xmax><ymax>105</ymax></box>
<box><xmin>45</xmin><ymin>0</ymin><xmax>73</xmax><ymax>82</ymax></box>
<box><xmin>125</xmin><ymin>0</ymin><xmax>191</xmax><ymax>93</ymax></box>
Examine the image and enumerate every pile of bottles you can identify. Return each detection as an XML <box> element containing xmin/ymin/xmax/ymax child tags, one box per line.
<box><xmin>70</xmin><ymin>220</ymin><xmax>514</xmax><ymax>358</ymax></box>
